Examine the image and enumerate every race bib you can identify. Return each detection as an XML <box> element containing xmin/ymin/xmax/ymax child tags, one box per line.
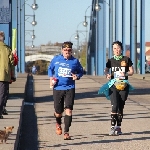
<box><xmin>114</xmin><ymin>71</ymin><xmax>125</xmax><ymax>79</ymax></box>
<box><xmin>58</xmin><ymin>67</ymin><xmax>71</xmax><ymax>77</ymax></box>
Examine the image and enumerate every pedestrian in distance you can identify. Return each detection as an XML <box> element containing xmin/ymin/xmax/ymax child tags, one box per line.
<box><xmin>48</xmin><ymin>41</ymin><xmax>83</xmax><ymax>140</ymax></box>
<box><xmin>98</xmin><ymin>41</ymin><xmax>134</xmax><ymax>135</ymax></box>
<box><xmin>32</xmin><ymin>65</ymin><xmax>37</xmax><ymax>75</ymax></box>
<box><xmin>0</xmin><ymin>31</ymin><xmax>15</xmax><ymax>119</ymax></box>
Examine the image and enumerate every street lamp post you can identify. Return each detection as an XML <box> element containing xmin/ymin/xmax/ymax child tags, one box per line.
<box><xmin>82</xmin><ymin>7</ymin><xmax>90</xmax><ymax>71</ymax></box>
<box><xmin>74</xmin><ymin>30</ymin><xmax>79</xmax><ymax>59</ymax></box>
<box><xmin>18</xmin><ymin>0</ymin><xmax>38</xmax><ymax>73</ymax></box>
<box><xmin>74</xmin><ymin>30</ymin><xmax>86</xmax><ymax>60</ymax></box>
<box><xmin>74</xmin><ymin>22</ymin><xmax>86</xmax><ymax>60</ymax></box>
<box><xmin>83</xmin><ymin>2</ymin><xmax>100</xmax><ymax>74</ymax></box>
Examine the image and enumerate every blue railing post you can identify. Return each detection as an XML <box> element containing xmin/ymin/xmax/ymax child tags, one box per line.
<box><xmin>12</xmin><ymin>0</ymin><xmax>18</xmax><ymax>76</ymax></box>
<box><xmin>103</xmin><ymin>0</ymin><xmax>106</xmax><ymax>71</ymax></box>
<box><xmin>140</xmin><ymin>0</ymin><xmax>145</xmax><ymax>74</ymax></box>
<box><xmin>122</xmin><ymin>0</ymin><xmax>126</xmax><ymax>55</ymax></box>
<box><xmin>17</xmin><ymin>0</ymin><xmax>21</xmax><ymax>72</ymax></box>
<box><xmin>96</xmin><ymin>0</ymin><xmax>104</xmax><ymax>75</ymax></box>
<box><xmin>115</xmin><ymin>0</ymin><xmax>119</xmax><ymax>41</ymax></box>
<box><xmin>109</xmin><ymin>0</ymin><xmax>113</xmax><ymax>58</ymax></box>
<box><xmin>20</xmin><ymin>0</ymin><xmax>25</xmax><ymax>73</ymax></box>
<box><xmin>130</xmin><ymin>0</ymin><xmax>137</xmax><ymax>73</ymax></box>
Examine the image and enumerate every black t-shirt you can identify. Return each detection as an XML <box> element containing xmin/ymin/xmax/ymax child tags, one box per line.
<box><xmin>106</xmin><ymin>56</ymin><xmax>133</xmax><ymax>80</ymax></box>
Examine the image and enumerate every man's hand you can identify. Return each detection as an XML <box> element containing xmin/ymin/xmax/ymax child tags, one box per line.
<box><xmin>71</xmin><ymin>73</ymin><xmax>78</xmax><ymax>80</ymax></box>
<box><xmin>50</xmin><ymin>78</ymin><xmax>53</xmax><ymax>88</ymax></box>
<box><xmin>11</xmin><ymin>77</ymin><xmax>16</xmax><ymax>82</ymax></box>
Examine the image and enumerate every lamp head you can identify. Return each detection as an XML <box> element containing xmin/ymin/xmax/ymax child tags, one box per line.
<box><xmin>74</xmin><ymin>34</ymin><xmax>79</xmax><ymax>40</ymax></box>
<box><xmin>32</xmin><ymin>21</ymin><xmax>37</xmax><ymax>26</ymax></box>
<box><xmin>95</xmin><ymin>3</ymin><xmax>101</xmax><ymax>11</ymax></box>
<box><xmin>32</xmin><ymin>3</ymin><xmax>38</xmax><ymax>10</ymax></box>
<box><xmin>83</xmin><ymin>21</ymin><xmax>88</xmax><ymax>27</ymax></box>
<box><xmin>31</xmin><ymin>35</ymin><xmax>36</xmax><ymax>39</ymax></box>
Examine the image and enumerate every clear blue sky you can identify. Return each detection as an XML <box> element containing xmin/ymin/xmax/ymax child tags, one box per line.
<box><xmin>25</xmin><ymin>0</ymin><xmax>92</xmax><ymax>47</ymax></box>
<box><xmin>25</xmin><ymin>0</ymin><xmax>150</xmax><ymax>47</ymax></box>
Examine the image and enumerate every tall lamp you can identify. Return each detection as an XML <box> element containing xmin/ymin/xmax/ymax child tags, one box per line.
<box><xmin>82</xmin><ymin>2</ymin><xmax>100</xmax><ymax>72</ymax></box>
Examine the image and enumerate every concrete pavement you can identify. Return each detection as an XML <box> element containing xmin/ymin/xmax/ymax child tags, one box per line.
<box><xmin>1</xmin><ymin>73</ymin><xmax>150</xmax><ymax>150</ymax></box>
<box><xmin>0</xmin><ymin>73</ymin><xmax>27</xmax><ymax>150</ymax></box>
<box><xmin>32</xmin><ymin>74</ymin><xmax>150</xmax><ymax>150</ymax></box>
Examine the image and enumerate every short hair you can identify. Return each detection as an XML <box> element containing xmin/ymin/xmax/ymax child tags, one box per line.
<box><xmin>0</xmin><ymin>31</ymin><xmax>5</xmax><ymax>41</ymax></box>
<box><xmin>62</xmin><ymin>41</ymin><xmax>73</xmax><ymax>49</ymax></box>
<box><xmin>112</xmin><ymin>41</ymin><xmax>123</xmax><ymax>50</ymax></box>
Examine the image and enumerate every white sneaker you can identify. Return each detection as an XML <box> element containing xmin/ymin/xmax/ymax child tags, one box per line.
<box><xmin>109</xmin><ymin>126</ymin><xmax>115</xmax><ymax>135</ymax></box>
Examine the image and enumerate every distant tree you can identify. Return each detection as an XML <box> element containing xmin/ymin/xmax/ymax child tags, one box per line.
<box><xmin>79</xmin><ymin>43</ymin><xmax>86</xmax><ymax>68</ymax></box>
<box><xmin>25</xmin><ymin>60</ymin><xmax>49</xmax><ymax>75</ymax></box>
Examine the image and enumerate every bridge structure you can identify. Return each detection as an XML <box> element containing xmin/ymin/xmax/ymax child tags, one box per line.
<box><xmin>0</xmin><ymin>0</ymin><xmax>146</xmax><ymax>75</ymax></box>
<box><xmin>25</xmin><ymin>45</ymin><xmax>61</xmax><ymax>62</ymax></box>
<box><xmin>25</xmin><ymin>54</ymin><xmax>54</xmax><ymax>62</ymax></box>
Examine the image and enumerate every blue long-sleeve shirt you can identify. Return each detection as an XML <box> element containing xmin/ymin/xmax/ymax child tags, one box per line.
<box><xmin>48</xmin><ymin>55</ymin><xmax>83</xmax><ymax>90</ymax></box>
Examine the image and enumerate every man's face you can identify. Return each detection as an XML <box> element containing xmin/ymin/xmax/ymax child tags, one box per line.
<box><xmin>62</xmin><ymin>47</ymin><xmax>72</xmax><ymax>58</ymax></box>
<box><xmin>113</xmin><ymin>44</ymin><xmax>122</xmax><ymax>56</ymax></box>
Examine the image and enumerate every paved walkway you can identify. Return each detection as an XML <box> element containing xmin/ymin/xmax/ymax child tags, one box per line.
<box><xmin>1</xmin><ymin>73</ymin><xmax>150</xmax><ymax>150</ymax></box>
<box><xmin>33</xmin><ymin>74</ymin><xmax>150</xmax><ymax>150</ymax></box>
<box><xmin>0</xmin><ymin>73</ymin><xmax>27</xmax><ymax>150</ymax></box>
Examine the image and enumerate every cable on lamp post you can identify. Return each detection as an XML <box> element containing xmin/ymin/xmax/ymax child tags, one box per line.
<box><xmin>25</xmin><ymin>40</ymin><xmax>35</xmax><ymax>48</ymax></box>
<box><xmin>25</xmin><ymin>30</ymin><xmax>36</xmax><ymax>39</ymax></box>
<box><xmin>74</xmin><ymin>22</ymin><xmax>84</xmax><ymax>59</ymax></box>
<box><xmin>74</xmin><ymin>22</ymin><xmax>86</xmax><ymax>60</ymax></box>
<box><xmin>74</xmin><ymin>30</ymin><xmax>79</xmax><ymax>59</ymax></box>
<box><xmin>74</xmin><ymin>30</ymin><xmax>86</xmax><ymax>60</ymax></box>
<box><xmin>25</xmin><ymin>14</ymin><xmax>37</xmax><ymax>26</ymax></box>
<box><xmin>69</xmin><ymin>33</ymin><xmax>77</xmax><ymax>42</ymax></box>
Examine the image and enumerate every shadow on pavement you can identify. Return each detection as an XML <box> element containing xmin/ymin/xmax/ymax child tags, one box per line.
<box><xmin>17</xmin><ymin>74</ymin><xmax>39</xmax><ymax>150</ymax></box>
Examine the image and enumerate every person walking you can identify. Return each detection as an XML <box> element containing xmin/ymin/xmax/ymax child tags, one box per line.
<box><xmin>48</xmin><ymin>41</ymin><xmax>83</xmax><ymax>140</ymax></box>
<box><xmin>2</xmin><ymin>48</ymin><xmax>18</xmax><ymax>116</ymax></box>
<box><xmin>98</xmin><ymin>41</ymin><xmax>134</xmax><ymax>135</ymax></box>
<box><xmin>0</xmin><ymin>31</ymin><xmax>15</xmax><ymax>118</ymax></box>
<box><xmin>32</xmin><ymin>65</ymin><xmax>37</xmax><ymax>75</ymax></box>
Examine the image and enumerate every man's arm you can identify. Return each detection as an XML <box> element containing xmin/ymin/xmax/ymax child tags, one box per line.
<box><xmin>76</xmin><ymin>60</ymin><xmax>83</xmax><ymax>79</ymax></box>
<box><xmin>48</xmin><ymin>58</ymin><xmax>55</xmax><ymax>87</ymax></box>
